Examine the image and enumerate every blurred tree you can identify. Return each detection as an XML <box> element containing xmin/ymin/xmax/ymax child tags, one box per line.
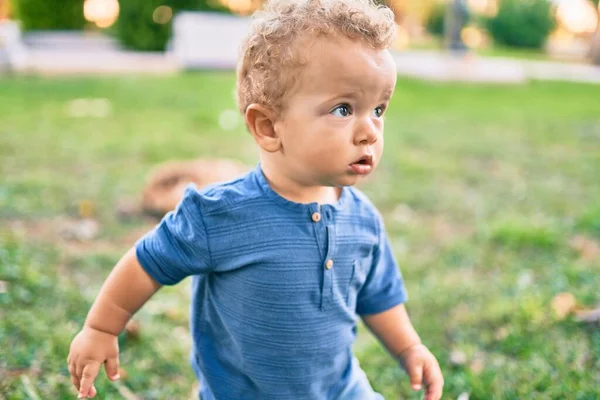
<box><xmin>9</xmin><ymin>0</ymin><xmax>85</xmax><ymax>30</ymax></box>
<box><xmin>592</xmin><ymin>1</ymin><xmax>600</xmax><ymax>65</ymax></box>
<box><xmin>116</xmin><ymin>0</ymin><xmax>232</xmax><ymax>51</ymax></box>
<box><xmin>426</xmin><ymin>2</ymin><xmax>447</xmax><ymax>37</ymax></box>
<box><xmin>485</xmin><ymin>0</ymin><xmax>555</xmax><ymax>49</ymax></box>
<box><xmin>179</xmin><ymin>0</ymin><xmax>233</xmax><ymax>12</ymax></box>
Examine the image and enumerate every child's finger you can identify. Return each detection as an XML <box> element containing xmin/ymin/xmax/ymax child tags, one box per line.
<box><xmin>70</xmin><ymin>374</ymin><xmax>81</xmax><ymax>393</ymax></box>
<box><xmin>78</xmin><ymin>362</ymin><xmax>101</xmax><ymax>398</ymax></box>
<box><xmin>105</xmin><ymin>357</ymin><xmax>120</xmax><ymax>381</ymax></box>
<box><xmin>423</xmin><ymin>362</ymin><xmax>444</xmax><ymax>400</ymax></box>
<box><xmin>406</xmin><ymin>361</ymin><xmax>424</xmax><ymax>391</ymax></box>
<box><xmin>424</xmin><ymin>384</ymin><xmax>443</xmax><ymax>400</ymax></box>
<box><xmin>89</xmin><ymin>385</ymin><xmax>97</xmax><ymax>398</ymax></box>
<box><xmin>68</xmin><ymin>362</ymin><xmax>80</xmax><ymax>390</ymax></box>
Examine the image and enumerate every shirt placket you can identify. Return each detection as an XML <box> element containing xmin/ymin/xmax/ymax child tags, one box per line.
<box><xmin>310</xmin><ymin>205</ymin><xmax>337</xmax><ymax>311</ymax></box>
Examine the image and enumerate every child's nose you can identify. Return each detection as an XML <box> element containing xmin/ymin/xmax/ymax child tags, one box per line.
<box><xmin>354</xmin><ymin>117</ymin><xmax>379</xmax><ymax>145</ymax></box>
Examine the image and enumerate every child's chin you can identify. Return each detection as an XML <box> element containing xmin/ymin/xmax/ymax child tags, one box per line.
<box><xmin>335</xmin><ymin>174</ymin><xmax>362</xmax><ymax>187</ymax></box>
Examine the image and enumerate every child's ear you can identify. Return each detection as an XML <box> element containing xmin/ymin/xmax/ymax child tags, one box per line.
<box><xmin>245</xmin><ymin>104</ymin><xmax>281</xmax><ymax>153</ymax></box>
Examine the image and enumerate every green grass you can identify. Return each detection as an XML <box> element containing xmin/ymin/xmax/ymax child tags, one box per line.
<box><xmin>1</xmin><ymin>73</ymin><xmax>599</xmax><ymax>399</ymax></box>
<box><xmin>475</xmin><ymin>44</ymin><xmax>552</xmax><ymax>62</ymax></box>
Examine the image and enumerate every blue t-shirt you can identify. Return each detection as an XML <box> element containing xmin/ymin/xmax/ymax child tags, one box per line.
<box><xmin>136</xmin><ymin>164</ymin><xmax>407</xmax><ymax>400</ymax></box>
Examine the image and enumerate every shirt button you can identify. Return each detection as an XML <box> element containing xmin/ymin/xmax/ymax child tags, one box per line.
<box><xmin>312</xmin><ymin>212</ymin><xmax>321</xmax><ymax>222</ymax></box>
<box><xmin>325</xmin><ymin>259</ymin><xmax>334</xmax><ymax>269</ymax></box>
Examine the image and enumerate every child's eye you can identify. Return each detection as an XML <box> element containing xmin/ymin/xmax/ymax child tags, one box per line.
<box><xmin>331</xmin><ymin>104</ymin><xmax>352</xmax><ymax>117</ymax></box>
<box><xmin>373</xmin><ymin>106</ymin><xmax>385</xmax><ymax>118</ymax></box>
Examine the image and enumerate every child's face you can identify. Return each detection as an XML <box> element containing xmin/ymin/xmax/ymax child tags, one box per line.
<box><xmin>273</xmin><ymin>36</ymin><xmax>397</xmax><ymax>188</ymax></box>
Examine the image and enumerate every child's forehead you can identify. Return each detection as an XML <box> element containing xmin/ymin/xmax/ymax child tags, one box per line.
<box><xmin>294</xmin><ymin>36</ymin><xmax>396</xmax><ymax>95</ymax></box>
<box><xmin>311</xmin><ymin>37</ymin><xmax>391</xmax><ymax>71</ymax></box>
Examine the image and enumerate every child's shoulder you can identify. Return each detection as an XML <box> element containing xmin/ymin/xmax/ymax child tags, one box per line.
<box><xmin>340</xmin><ymin>187</ymin><xmax>384</xmax><ymax>231</ymax></box>
<box><xmin>345</xmin><ymin>186</ymin><xmax>384</xmax><ymax>225</ymax></box>
<box><xmin>180</xmin><ymin>170</ymin><xmax>263</xmax><ymax>216</ymax></box>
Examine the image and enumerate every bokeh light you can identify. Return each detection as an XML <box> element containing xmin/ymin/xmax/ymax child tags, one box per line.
<box><xmin>153</xmin><ymin>5</ymin><xmax>173</xmax><ymax>25</ymax></box>
<box><xmin>83</xmin><ymin>0</ymin><xmax>119</xmax><ymax>29</ymax></box>
<box><xmin>467</xmin><ymin>0</ymin><xmax>498</xmax><ymax>16</ymax></box>
<box><xmin>0</xmin><ymin>0</ymin><xmax>10</xmax><ymax>21</ymax></box>
<box><xmin>219</xmin><ymin>0</ymin><xmax>260</xmax><ymax>15</ymax></box>
<box><xmin>467</xmin><ymin>0</ymin><xmax>489</xmax><ymax>14</ymax></box>
<box><xmin>393</xmin><ymin>25</ymin><xmax>410</xmax><ymax>50</ymax></box>
<box><xmin>461</xmin><ymin>26</ymin><xmax>484</xmax><ymax>49</ymax></box>
<box><xmin>556</xmin><ymin>0</ymin><xmax>598</xmax><ymax>34</ymax></box>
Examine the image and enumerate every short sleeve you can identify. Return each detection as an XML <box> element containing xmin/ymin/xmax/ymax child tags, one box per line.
<box><xmin>356</xmin><ymin>214</ymin><xmax>408</xmax><ymax>315</ymax></box>
<box><xmin>135</xmin><ymin>185</ymin><xmax>213</xmax><ymax>285</ymax></box>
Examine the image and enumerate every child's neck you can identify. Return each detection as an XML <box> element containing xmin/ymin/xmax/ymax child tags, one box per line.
<box><xmin>261</xmin><ymin>164</ymin><xmax>341</xmax><ymax>205</ymax></box>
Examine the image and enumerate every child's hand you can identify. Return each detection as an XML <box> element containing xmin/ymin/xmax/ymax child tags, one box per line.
<box><xmin>399</xmin><ymin>343</ymin><xmax>444</xmax><ymax>400</ymax></box>
<box><xmin>67</xmin><ymin>326</ymin><xmax>121</xmax><ymax>398</ymax></box>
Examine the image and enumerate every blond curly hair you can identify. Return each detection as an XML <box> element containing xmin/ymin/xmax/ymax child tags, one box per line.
<box><xmin>236</xmin><ymin>0</ymin><xmax>396</xmax><ymax>117</ymax></box>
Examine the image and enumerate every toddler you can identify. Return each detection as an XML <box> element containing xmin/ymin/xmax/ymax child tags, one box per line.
<box><xmin>68</xmin><ymin>0</ymin><xmax>444</xmax><ymax>399</ymax></box>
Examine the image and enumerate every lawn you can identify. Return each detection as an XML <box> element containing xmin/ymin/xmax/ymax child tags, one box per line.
<box><xmin>1</xmin><ymin>73</ymin><xmax>599</xmax><ymax>399</ymax></box>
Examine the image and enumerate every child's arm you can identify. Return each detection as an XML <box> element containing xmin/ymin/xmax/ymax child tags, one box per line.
<box><xmin>67</xmin><ymin>248</ymin><xmax>161</xmax><ymax>399</ymax></box>
<box><xmin>362</xmin><ymin>304</ymin><xmax>444</xmax><ymax>400</ymax></box>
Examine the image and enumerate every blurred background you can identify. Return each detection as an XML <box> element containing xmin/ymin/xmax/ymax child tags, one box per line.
<box><xmin>1</xmin><ymin>1</ymin><xmax>599</xmax><ymax>399</ymax></box>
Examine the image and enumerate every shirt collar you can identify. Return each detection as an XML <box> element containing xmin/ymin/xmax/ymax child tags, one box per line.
<box><xmin>252</xmin><ymin>163</ymin><xmax>349</xmax><ymax>212</ymax></box>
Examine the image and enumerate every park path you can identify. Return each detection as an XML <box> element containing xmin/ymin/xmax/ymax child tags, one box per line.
<box><xmin>1</xmin><ymin>26</ymin><xmax>599</xmax><ymax>84</ymax></box>
<box><xmin>8</xmin><ymin>46</ymin><xmax>600</xmax><ymax>85</ymax></box>
<box><xmin>393</xmin><ymin>50</ymin><xmax>600</xmax><ymax>84</ymax></box>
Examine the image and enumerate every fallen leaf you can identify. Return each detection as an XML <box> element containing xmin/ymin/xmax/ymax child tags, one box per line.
<box><xmin>117</xmin><ymin>367</ymin><xmax>129</xmax><ymax>380</ymax></box>
<box><xmin>569</xmin><ymin>235</ymin><xmax>600</xmax><ymax>261</ymax></box>
<box><xmin>78</xmin><ymin>199</ymin><xmax>96</xmax><ymax>218</ymax></box>
<box><xmin>470</xmin><ymin>357</ymin><xmax>485</xmax><ymax>374</ymax></box>
<box><xmin>551</xmin><ymin>292</ymin><xmax>577</xmax><ymax>319</ymax></box>
<box><xmin>450</xmin><ymin>349</ymin><xmax>467</xmax><ymax>366</ymax></box>
<box><xmin>574</xmin><ymin>307</ymin><xmax>600</xmax><ymax>323</ymax></box>
<box><xmin>494</xmin><ymin>326</ymin><xmax>510</xmax><ymax>341</ymax></box>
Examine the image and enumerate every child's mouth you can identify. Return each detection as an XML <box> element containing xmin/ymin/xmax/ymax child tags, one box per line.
<box><xmin>348</xmin><ymin>155</ymin><xmax>373</xmax><ymax>175</ymax></box>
